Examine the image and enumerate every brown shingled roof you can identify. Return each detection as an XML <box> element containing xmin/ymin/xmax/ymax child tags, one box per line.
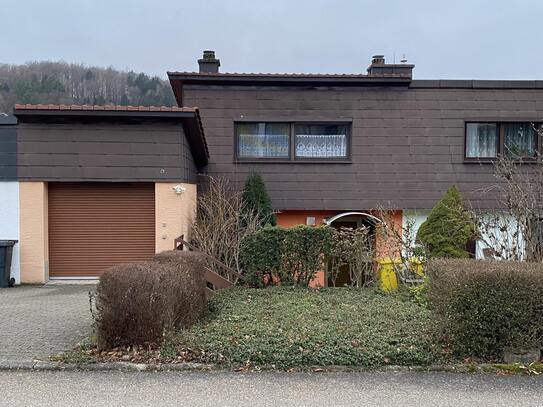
<box><xmin>14</xmin><ymin>104</ymin><xmax>198</xmax><ymax>112</ymax></box>
<box><xmin>13</xmin><ymin>104</ymin><xmax>209</xmax><ymax>167</ymax></box>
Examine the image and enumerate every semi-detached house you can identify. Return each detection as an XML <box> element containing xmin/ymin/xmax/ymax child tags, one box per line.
<box><xmin>2</xmin><ymin>51</ymin><xmax>543</xmax><ymax>284</ymax></box>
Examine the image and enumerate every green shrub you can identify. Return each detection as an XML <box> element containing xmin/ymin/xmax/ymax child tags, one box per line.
<box><xmin>242</xmin><ymin>171</ymin><xmax>276</xmax><ymax>226</ymax></box>
<box><xmin>95</xmin><ymin>252</ymin><xmax>207</xmax><ymax>349</ymax></box>
<box><xmin>427</xmin><ymin>258</ymin><xmax>543</xmax><ymax>360</ymax></box>
<box><xmin>281</xmin><ymin>225</ymin><xmax>333</xmax><ymax>286</ymax></box>
<box><xmin>240</xmin><ymin>225</ymin><xmax>334</xmax><ymax>287</ymax></box>
<box><xmin>416</xmin><ymin>186</ymin><xmax>474</xmax><ymax>258</ymax></box>
<box><xmin>240</xmin><ymin>226</ymin><xmax>286</xmax><ymax>287</ymax></box>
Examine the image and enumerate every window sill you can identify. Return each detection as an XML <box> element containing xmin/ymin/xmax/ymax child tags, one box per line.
<box><xmin>234</xmin><ymin>159</ymin><xmax>352</xmax><ymax>164</ymax></box>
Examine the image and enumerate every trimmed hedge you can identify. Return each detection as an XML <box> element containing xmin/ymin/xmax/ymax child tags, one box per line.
<box><xmin>95</xmin><ymin>251</ymin><xmax>207</xmax><ymax>349</ymax></box>
<box><xmin>427</xmin><ymin>259</ymin><xmax>543</xmax><ymax>360</ymax></box>
<box><xmin>240</xmin><ymin>225</ymin><xmax>333</xmax><ymax>287</ymax></box>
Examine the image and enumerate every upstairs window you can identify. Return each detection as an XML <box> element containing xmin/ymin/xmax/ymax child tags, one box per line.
<box><xmin>294</xmin><ymin>124</ymin><xmax>348</xmax><ymax>159</ymax></box>
<box><xmin>236</xmin><ymin>123</ymin><xmax>290</xmax><ymax>159</ymax></box>
<box><xmin>466</xmin><ymin>123</ymin><xmax>498</xmax><ymax>158</ymax></box>
<box><xmin>503</xmin><ymin>123</ymin><xmax>537</xmax><ymax>158</ymax></box>
<box><xmin>235</xmin><ymin>121</ymin><xmax>351</xmax><ymax>161</ymax></box>
<box><xmin>465</xmin><ymin>122</ymin><xmax>540</xmax><ymax>160</ymax></box>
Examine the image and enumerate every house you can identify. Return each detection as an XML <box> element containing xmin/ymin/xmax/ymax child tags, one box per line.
<box><xmin>2</xmin><ymin>50</ymin><xmax>543</xmax><ymax>284</ymax></box>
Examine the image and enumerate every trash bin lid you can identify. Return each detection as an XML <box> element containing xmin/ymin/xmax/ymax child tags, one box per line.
<box><xmin>0</xmin><ymin>240</ymin><xmax>18</xmax><ymax>247</ymax></box>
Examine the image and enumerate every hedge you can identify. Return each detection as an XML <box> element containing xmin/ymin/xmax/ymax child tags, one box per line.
<box><xmin>95</xmin><ymin>251</ymin><xmax>207</xmax><ymax>349</ymax></box>
<box><xmin>427</xmin><ymin>258</ymin><xmax>543</xmax><ymax>360</ymax></box>
<box><xmin>240</xmin><ymin>225</ymin><xmax>333</xmax><ymax>287</ymax></box>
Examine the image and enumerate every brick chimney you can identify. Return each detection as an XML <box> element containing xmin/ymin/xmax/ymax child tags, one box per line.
<box><xmin>366</xmin><ymin>54</ymin><xmax>414</xmax><ymax>78</ymax></box>
<box><xmin>198</xmin><ymin>50</ymin><xmax>220</xmax><ymax>73</ymax></box>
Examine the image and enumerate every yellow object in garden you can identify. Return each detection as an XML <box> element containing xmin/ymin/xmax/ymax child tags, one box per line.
<box><xmin>377</xmin><ymin>257</ymin><xmax>399</xmax><ymax>292</ymax></box>
<box><xmin>409</xmin><ymin>258</ymin><xmax>425</xmax><ymax>276</ymax></box>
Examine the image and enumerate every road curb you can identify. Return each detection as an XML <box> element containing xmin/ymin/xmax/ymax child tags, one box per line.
<box><xmin>0</xmin><ymin>360</ymin><xmax>213</xmax><ymax>372</ymax></box>
<box><xmin>0</xmin><ymin>361</ymin><xmax>536</xmax><ymax>374</ymax></box>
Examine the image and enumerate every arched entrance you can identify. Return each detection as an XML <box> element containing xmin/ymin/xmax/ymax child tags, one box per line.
<box><xmin>324</xmin><ymin>212</ymin><xmax>382</xmax><ymax>287</ymax></box>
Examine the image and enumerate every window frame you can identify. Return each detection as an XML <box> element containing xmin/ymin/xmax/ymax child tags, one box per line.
<box><xmin>464</xmin><ymin>121</ymin><xmax>541</xmax><ymax>162</ymax></box>
<box><xmin>234</xmin><ymin>120</ymin><xmax>352</xmax><ymax>163</ymax></box>
<box><xmin>234</xmin><ymin>121</ymin><xmax>291</xmax><ymax>162</ymax></box>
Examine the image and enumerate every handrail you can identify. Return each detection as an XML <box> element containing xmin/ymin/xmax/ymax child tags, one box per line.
<box><xmin>174</xmin><ymin>235</ymin><xmax>244</xmax><ymax>281</ymax></box>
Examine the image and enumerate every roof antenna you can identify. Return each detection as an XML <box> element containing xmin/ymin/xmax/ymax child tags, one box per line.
<box><xmin>400</xmin><ymin>54</ymin><xmax>408</xmax><ymax>64</ymax></box>
<box><xmin>393</xmin><ymin>51</ymin><xmax>396</xmax><ymax>64</ymax></box>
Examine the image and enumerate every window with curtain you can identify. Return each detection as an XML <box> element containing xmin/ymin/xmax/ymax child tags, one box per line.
<box><xmin>503</xmin><ymin>122</ymin><xmax>537</xmax><ymax>158</ymax></box>
<box><xmin>465</xmin><ymin>123</ymin><xmax>498</xmax><ymax>158</ymax></box>
<box><xmin>294</xmin><ymin>124</ymin><xmax>348</xmax><ymax>158</ymax></box>
<box><xmin>236</xmin><ymin>123</ymin><xmax>290</xmax><ymax>158</ymax></box>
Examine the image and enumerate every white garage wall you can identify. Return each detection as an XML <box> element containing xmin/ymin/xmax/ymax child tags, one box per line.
<box><xmin>0</xmin><ymin>182</ymin><xmax>20</xmax><ymax>284</ymax></box>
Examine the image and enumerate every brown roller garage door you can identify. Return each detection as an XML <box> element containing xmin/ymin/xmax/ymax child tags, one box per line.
<box><xmin>48</xmin><ymin>183</ymin><xmax>155</xmax><ymax>277</ymax></box>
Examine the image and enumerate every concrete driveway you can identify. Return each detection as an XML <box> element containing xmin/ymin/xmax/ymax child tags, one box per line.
<box><xmin>0</xmin><ymin>285</ymin><xmax>94</xmax><ymax>362</ymax></box>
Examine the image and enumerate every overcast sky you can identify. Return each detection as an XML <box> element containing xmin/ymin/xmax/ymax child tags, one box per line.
<box><xmin>2</xmin><ymin>0</ymin><xmax>543</xmax><ymax>79</ymax></box>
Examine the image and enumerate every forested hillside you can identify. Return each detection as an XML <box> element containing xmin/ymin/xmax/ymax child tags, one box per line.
<box><xmin>0</xmin><ymin>61</ymin><xmax>175</xmax><ymax>113</ymax></box>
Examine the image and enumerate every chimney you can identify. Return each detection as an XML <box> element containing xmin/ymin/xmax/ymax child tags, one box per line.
<box><xmin>198</xmin><ymin>50</ymin><xmax>220</xmax><ymax>73</ymax></box>
<box><xmin>366</xmin><ymin>54</ymin><xmax>414</xmax><ymax>78</ymax></box>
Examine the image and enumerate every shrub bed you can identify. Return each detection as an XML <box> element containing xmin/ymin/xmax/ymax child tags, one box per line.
<box><xmin>95</xmin><ymin>251</ymin><xmax>207</xmax><ymax>349</ymax></box>
<box><xmin>167</xmin><ymin>287</ymin><xmax>440</xmax><ymax>369</ymax></box>
<box><xmin>427</xmin><ymin>258</ymin><xmax>543</xmax><ymax>360</ymax></box>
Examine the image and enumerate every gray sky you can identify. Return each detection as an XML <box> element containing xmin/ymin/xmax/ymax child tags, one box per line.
<box><xmin>2</xmin><ymin>0</ymin><xmax>543</xmax><ymax>79</ymax></box>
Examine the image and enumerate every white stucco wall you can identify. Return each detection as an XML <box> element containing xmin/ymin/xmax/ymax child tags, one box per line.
<box><xmin>402</xmin><ymin>209</ymin><xmax>430</xmax><ymax>246</ymax></box>
<box><xmin>0</xmin><ymin>182</ymin><xmax>20</xmax><ymax>284</ymax></box>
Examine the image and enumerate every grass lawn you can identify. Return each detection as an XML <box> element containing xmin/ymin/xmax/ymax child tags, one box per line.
<box><xmin>163</xmin><ymin>287</ymin><xmax>442</xmax><ymax>369</ymax></box>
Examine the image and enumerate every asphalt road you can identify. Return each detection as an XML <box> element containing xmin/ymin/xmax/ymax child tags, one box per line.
<box><xmin>1</xmin><ymin>370</ymin><xmax>542</xmax><ymax>407</ymax></box>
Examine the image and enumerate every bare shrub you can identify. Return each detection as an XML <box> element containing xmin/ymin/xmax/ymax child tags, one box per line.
<box><xmin>190</xmin><ymin>176</ymin><xmax>261</xmax><ymax>281</ymax></box>
<box><xmin>474</xmin><ymin>148</ymin><xmax>543</xmax><ymax>261</ymax></box>
<box><xmin>375</xmin><ymin>209</ymin><xmax>427</xmax><ymax>284</ymax></box>
<box><xmin>95</xmin><ymin>254</ymin><xmax>206</xmax><ymax>349</ymax></box>
<box><xmin>329</xmin><ymin>226</ymin><xmax>375</xmax><ymax>287</ymax></box>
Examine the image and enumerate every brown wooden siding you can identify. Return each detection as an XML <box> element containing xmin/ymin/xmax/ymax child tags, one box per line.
<box><xmin>48</xmin><ymin>183</ymin><xmax>155</xmax><ymax>277</ymax></box>
<box><xmin>17</xmin><ymin>122</ymin><xmax>197</xmax><ymax>182</ymax></box>
<box><xmin>183</xmin><ymin>84</ymin><xmax>543</xmax><ymax>210</ymax></box>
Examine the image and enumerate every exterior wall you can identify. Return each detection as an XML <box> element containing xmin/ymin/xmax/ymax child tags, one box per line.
<box><xmin>0</xmin><ymin>182</ymin><xmax>20</xmax><ymax>284</ymax></box>
<box><xmin>155</xmin><ymin>182</ymin><xmax>197</xmax><ymax>253</ymax></box>
<box><xmin>17</xmin><ymin>122</ymin><xmax>197</xmax><ymax>183</ymax></box>
<box><xmin>276</xmin><ymin>210</ymin><xmax>337</xmax><ymax>227</ymax></box>
<box><xmin>0</xmin><ymin>124</ymin><xmax>17</xmax><ymax>180</ymax></box>
<box><xmin>183</xmin><ymin>84</ymin><xmax>543</xmax><ymax>211</ymax></box>
<box><xmin>402</xmin><ymin>209</ymin><xmax>430</xmax><ymax>249</ymax></box>
<box><xmin>19</xmin><ymin>182</ymin><xmax>48</xmax><ymax>283</ymax></box>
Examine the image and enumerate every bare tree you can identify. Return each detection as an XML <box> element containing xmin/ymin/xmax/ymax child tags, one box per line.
<box><xmin>328</xmin><ymin>226</ymin><xmax>375</xmax><ymax>287</ymax></box>
<box><xmin>190</xmin><ymin>176</ymin><xmax>261</xmax><ymax>281</ymax></box>
<box><xmin>473</xmin><ymin>130</ymin><xmax>543</xmax><ymax>262</ymax></box>
<box><xmin>374</xmin><ymin>209</ymin><xmax>427</xmax><ymax>284</ymax></box>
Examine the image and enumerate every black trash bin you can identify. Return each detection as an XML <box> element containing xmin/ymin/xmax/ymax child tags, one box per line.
<box><xmin>0</xmin><ymin>240</ymin><xmax>17</xmax><ymax>288</ymax></box>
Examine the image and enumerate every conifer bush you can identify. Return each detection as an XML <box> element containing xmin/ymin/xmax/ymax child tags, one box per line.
<box><xmin>416</xmin><ymin>185</ymin><xmax>474</xmax><ymax>258</ymax></box>
<box><xmin>242</xmin><ymin>171</ymin><xmax>276</xmax><ymax>226</ymax></box>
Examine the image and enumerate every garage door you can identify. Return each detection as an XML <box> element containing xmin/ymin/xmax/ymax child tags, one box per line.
<box><xmin>48</xmin><ymin>183</ymin><xmax>155</xmax><ymax>277</ymax></box>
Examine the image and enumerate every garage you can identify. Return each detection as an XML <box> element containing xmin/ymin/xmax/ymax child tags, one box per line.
<box><xmin>48</xmin><ymin>183</ymin><xmax>156</xmax><ymax>278</ymax></box>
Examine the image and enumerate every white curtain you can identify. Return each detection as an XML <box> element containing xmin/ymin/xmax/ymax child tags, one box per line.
<box><xmin>503</xmin><ymin>123</ymin><xmax>536</xmax><ymax>157</ymax></box>
<box><xmin>295</xmin><ymin>125</ymin><xmax>348</xmax><ymax>158</ymax></box>
<box><xmin>237</xmin><ymin>123</ymin><xmax>289</xmax><ymax>158</ymax></box>
<box><xmin>466</xmin><ymin>123</ymin><xmax>497</xmax><ymax>158</ymax></box>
